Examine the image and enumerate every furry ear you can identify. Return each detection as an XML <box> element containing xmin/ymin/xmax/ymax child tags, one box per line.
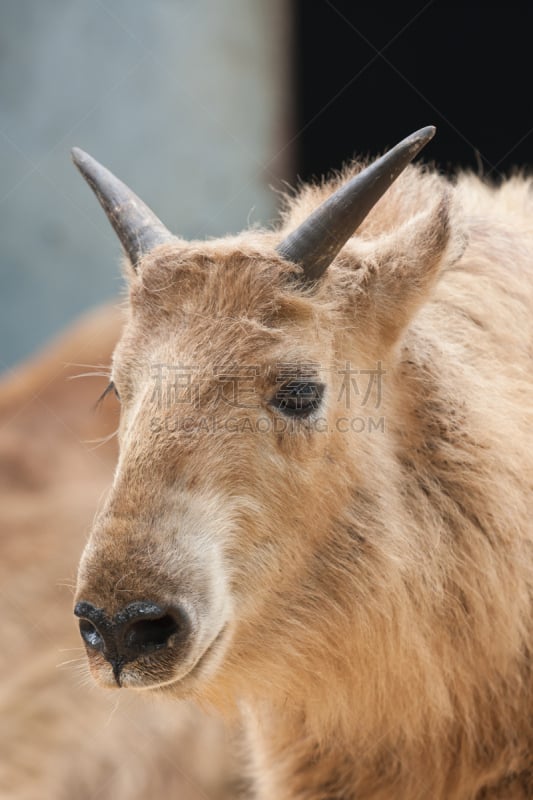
<box><xmin>346</xmin><ymin>190</ymin><xmax>466</xmax><ymax>349</ymax></box>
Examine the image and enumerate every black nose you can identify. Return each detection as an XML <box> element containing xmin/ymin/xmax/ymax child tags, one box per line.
<box><xmin>74</xmin><ymin>600</ymin><xmax>190</xmax><ymax>681</ymax></box>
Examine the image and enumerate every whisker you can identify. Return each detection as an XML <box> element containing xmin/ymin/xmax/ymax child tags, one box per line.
<box><xmin>73</xmin><ymin>671</ymin><xmax>94</xmax><ymax>690</ymax></box>
<box><xmin>56</xmin><ymin>656</ymin><xmax>87</xmax><ymax>669</ymax></box>
<box><xmin>67</xmin><ymin>371</ymin><xmax>112</xmax><ymax>381</ymax></box>
<box><xmin>56</xmin><ymin>580</ymin><xmax>77</xmax><ymax>592</ymax></box>
<box><xmin>84</xmin><ymin>428</ymin><xmax>119</xmax><ymax>450</ymax></box>
<box><xmin>65</xmin><ymin>362</ymin><xmax>112</xmax><ymax>370</ymax></box>
<box><xmin>104</xmin><ymin>696</ymin><xmax>122</xmax><ymax>728</ymax></box>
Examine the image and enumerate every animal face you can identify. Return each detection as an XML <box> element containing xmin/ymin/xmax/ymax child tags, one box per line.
<box><xmin>75</xmin><ymin>243</ymin><xmax>350</xmax><ymax>691</ymax></box>
<box><xmin>73</xmin><ymin>128</ymin><xmax>453</xmax><ymax>697</ymax></box>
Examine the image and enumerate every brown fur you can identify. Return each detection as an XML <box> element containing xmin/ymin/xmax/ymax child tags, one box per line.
<box><xmin>0</xmin><ymin>307</ymin><xmax>243</xmax><ymax>799</ymax></box>
<box><xmin>75</xmin><ymin>162</ymin><xmax>533</xmax><ymax>798</ymax></box>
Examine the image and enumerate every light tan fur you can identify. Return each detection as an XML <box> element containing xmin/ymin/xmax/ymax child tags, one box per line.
<box><xmin>0</xmin><ymin>307</ymin><xmax>243</xmax><ymax>799</ymax></box>
<box><xmin>76</xmin><ymin>162</ymin><xmax>533</xmax><ymax>798</ymax></box>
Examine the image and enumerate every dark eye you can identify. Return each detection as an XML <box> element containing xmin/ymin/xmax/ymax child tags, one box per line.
<box><xmin>270</xmin><ymin>381</ymin><xmax>324</xmax><ymax>417</ymax></box>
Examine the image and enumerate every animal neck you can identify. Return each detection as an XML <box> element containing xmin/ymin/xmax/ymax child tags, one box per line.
<box><xmin>243</xmin><ymin>700</ymin><xmax>456</xmax><ymax>800</ymax></box>
<box><xmin>233</xmin><ymin>322</ymin><xmax>533</xmax><ymax>799</ymax></box>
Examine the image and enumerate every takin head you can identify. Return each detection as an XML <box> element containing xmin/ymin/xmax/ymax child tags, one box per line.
<box><xmin>72</xmin><ymin>128</ymin><xmax>461</xmax><ymax>699</ymax></box>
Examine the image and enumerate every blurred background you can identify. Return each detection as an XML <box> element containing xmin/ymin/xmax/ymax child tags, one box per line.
<box><xmin>1</xmin><ymin>0</ymin><xmax>532</xmax><ymax>369</ymax></box>
<box><xmin>0</xmin><ymin>0</ymin><xmax>291</xmax><ymax>368</ymax></box>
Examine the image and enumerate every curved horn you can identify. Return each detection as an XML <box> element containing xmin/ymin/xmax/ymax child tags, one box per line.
<box><xmin>277</xmin><ymin>126</ymin><xmax>436</xmax><ymax>282</ymax></box>
<box><xmin>71</xmin><ymin>148</ymin><xmax>175</xmax><ymax>269</ymax></box>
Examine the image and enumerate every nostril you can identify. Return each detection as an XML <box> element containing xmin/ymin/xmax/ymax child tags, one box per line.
<box><xmin>125</xmin><ymin>613</ymin><xmax>180</xmax><ymax>654</ymax></box>
<box><xmin>79</xmin><ymin>618</ymin><xmax>104</xmax><ymax>652</ymax></box>
<box><xmin>75</xmin><ymin>601</ymin><xmax>191</xmax><ymax>667</ymax></box>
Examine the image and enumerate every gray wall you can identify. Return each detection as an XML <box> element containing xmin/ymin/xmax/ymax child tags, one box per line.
<box><xmin>0</xmin><ymin>0</ymin><xmax>291</xmax><ymax>369</ymax></box>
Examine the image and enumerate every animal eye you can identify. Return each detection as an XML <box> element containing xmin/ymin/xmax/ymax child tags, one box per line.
<box><xmin>96</xmin><ymin>380</ymin><xmax>120</xmax><ymax>408</ymax></box>
<box><xmin>270</xmin><ymin>381</ymin><xmax>324</xmax><ymax>417</ymax></box>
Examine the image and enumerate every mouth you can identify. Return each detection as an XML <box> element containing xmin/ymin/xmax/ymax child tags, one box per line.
<box><xmin>104</xmin><ymin>623</ymin><xmax>230</xmax><ymax>692</ymax></box>
<box><xmin>166</xmin><ymin>623</ymin><xmax>229</xmax><ymax>689</ymax></box>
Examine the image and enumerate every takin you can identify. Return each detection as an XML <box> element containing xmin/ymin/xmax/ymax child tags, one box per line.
<box><xmin>72</xmin><ymin>127</ymin><xmax>533</xmax><ymax>799</ymax></box>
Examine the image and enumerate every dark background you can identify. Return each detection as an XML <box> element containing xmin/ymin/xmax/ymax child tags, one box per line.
<box><xmin>294</xmin><ymin>1</ymin><xmax>532</xmax><ymax>181</ymax></box>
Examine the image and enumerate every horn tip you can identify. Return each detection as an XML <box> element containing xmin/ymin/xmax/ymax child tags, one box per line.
<box><xmin>71</xmin><ymin>146</ymin><xmax>86</xmax><ymax>164</ymax></box>
<box><xmin>71</xmin><ymin>147</ymin><xmax>94</xmax><ymax>178</ymax></box>
<box><xmin>413</xmin><ymin>125</ymin><xmax>436</xmax><ymax>145</ymax></box>
<box><xmin>399</xmin><ymin>126</ymin><xmax>436</xmax><ymax>161</ymax></box>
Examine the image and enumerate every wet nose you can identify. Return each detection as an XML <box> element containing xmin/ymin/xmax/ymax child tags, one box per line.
<box><xmin>74</xmin><ymin>600</ymin><xmax>190</xmax><ymax>680</ymax></box>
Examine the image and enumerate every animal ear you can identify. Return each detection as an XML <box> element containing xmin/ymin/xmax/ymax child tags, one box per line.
<box><xmin>276</xmin><ymin>127</ymin><xmax>436</xmax><ymax>282</ymax></box>
<box><xmin>349</xmin><ymin>191</ymin><xmax>466</xmax><ymax>348</ymax></box>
